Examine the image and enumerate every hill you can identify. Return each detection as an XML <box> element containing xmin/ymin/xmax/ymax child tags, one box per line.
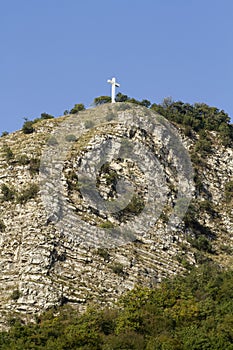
<box><xmin>0</xmin><ymin>100</ymin><xmax>232</xmax><ymax>331</ymax></box>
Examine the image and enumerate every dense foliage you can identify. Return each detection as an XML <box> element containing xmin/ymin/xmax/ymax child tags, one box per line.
<box><xmin>151</xmin><ymin>98</ymin><xmax>233</xmax><ymax>146</ymax></box>
<box><xmin>3</xmin><ymin>95</ymin><xmax>230</xmax><ymax>146</ymax></box>
<box><xmin>1</xmin><ymin>263</ymin><xmax>233</xmax><ymax>349</ymax></box>
<box><xmin>93</xmin><ymin>94</ymin><xmax>233</xmax><ymax>146</ymax></box>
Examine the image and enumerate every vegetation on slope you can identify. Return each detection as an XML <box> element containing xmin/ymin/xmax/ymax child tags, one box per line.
<box><xmin>1</xmin><ymin>263</ymin><xmax>233</xmax><ymax>349</ymax></box>
<box><xmin>1</xmin><ymin>95</ymin><xmax>232</xmax><ymax>146</ymax></box>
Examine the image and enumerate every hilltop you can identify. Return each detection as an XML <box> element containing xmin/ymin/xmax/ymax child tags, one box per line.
<box><xmin>0</xmin><ymin>99</ymin><xmax>232</xmax><ymax>331</ymax></box>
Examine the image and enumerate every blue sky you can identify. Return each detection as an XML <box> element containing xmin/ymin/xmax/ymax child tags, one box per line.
<box><xmin>0</xmin><ymin>0</ymin><xmax>233</xmax><ymax>133</ymax></box>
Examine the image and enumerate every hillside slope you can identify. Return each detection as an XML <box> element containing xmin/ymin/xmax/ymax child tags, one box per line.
<box><xmin>0</xmin><ymin>102</ymin><xmax>232</xmax><ymax>328</ymax></box>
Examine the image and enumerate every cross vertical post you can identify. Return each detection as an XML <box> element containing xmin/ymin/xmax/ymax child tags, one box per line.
<box><xmin>107</xmin><ymin>77</ymin><xmax>120</xmax><ymax>103</ymax></box>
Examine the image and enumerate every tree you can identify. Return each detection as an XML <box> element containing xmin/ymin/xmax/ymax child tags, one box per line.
<box><xmin>140</xmin><ymin>99</ymin><xmax>151</xmax><ymax>108</ymax></box>
<box><xmin>1</xmin><ymin>184</ymin><xmax>15</xmax><ymax>201</ymax></box>
<box><xmin>162</xmin><ymin>96</ymin><xmax>173</xmax><ymax>108</ymax></box>
<box><xmin>40</xmin><ymin>113</ymin><xmax>54</xmax><ymax>119</ymax></box>
<box><xmin>1</xmin><ymin>131</ymin><xmax>9</xmax><ymax>137</ymax></box>
<box><xmin>115</xmin><ymin>93</ymin><xmax>129</xmax><ymax>102</ymax></box>
<box><xmin>70</xmin><ymin>104</ymin><xmax>85</xmax><ymax>114</ymax></box>
<box><xmin>93</xmin><ymin>96</ymin><xmax>111</xmax><ymax>106</ymax></box>
<box><xmin>22</xmin><ymin>120</ymin><xmax>34</xmax><ymax>134</ymax></box>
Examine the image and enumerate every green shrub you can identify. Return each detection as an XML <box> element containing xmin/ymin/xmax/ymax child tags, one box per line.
<box><xmin>17</xmin><ymin>183</ymin><xmax>39</xmax><ymax>204</ymax></box>
<box><xmin>99</xmin><ymin>221</ymin><xmax>115</xmax><ymax>229</ymax></box>
<box><xmin>22</xmin><ymin>120</ymin><xmax>34</xmax><ymax>134</ymax></box>
<box><xmin>70</xmin><ymin>103</ymin><xmax>85</xmax><ymax>114</ymax></box>
<box><xmin>124</xmin><ymin>194</ymin><xmax>144</xmax><ymax>215</ymax></box>
<box><xmin>31</xmin><ymin>113</ymin><xmax>55</xmax><ymax>125</ymax></box>
<box><xmin>29</xmin><ymin>158</ymin><xmax>40</xmax><ymax>175</ymax></box>
<box><xmin>0</xmin><ymin>220</ymin><xmax>6</xmax><ymax>232</ymax></box>
<box><xmin>1</xmin><ymin>131</ymin><xmax>9</xmax><ymax>137</ymax></box>
<box><xmin>190</xmin><ymin>152</ymin><xmax>203</xmax><ymax>166</ymax></box>
<box><xmin>100</xmin><ymin>162</ymin><xmax>111</xmax><ymax>173</ymax></box>
<box><xmin>17</xmin><ymin>154</ymin><xmax>30</xmax><ymax>166</ymax></box>
<box><xmin>110</xmin><ymin>263</ymin><xmax>124</xmax><ymax>275</ymax></box>
<box><xmin>160</xmin><ymin>212</ymin><xmax>169</xmax><ymax>223</ymax></box>
<box><xmin>10</xmin><ymin>289</ymin><xmax>21</xmax><ymax>301</ymax></box>
<box><xmin>199</xmin><ymin>200</ymin><xmax>215</xmax><ymax>216</ymax></box>
<box><xmin>47</xmin><ymin>136</ymin><xmax>58</xmax><ymax>146</ymax></box>
<box><xmin>184</xmin><ymin>125</ymin><xmax>192</xmax><ymax>137</ymax></box>
<box><xmin>65</xmin><ymin>134</ymin><xmax>77</xmax><ymax>142</ymax></box>
<box><xmin>84</xmin><ymin>120</ymin><xmax>94</xmax><ymax>129</ymax></box>
<box><xmin>66</xmin><ymin>170</ymin><xmax>79</xmax><ymax>191</ymax></box>
<box><xmin>193</xmin><ymin>172</ymin><xmax>204</xmax><ymax>193</ymax></box>
<box><xmin>94</xmin><ymin>96</ymin><xmax>111</xmax><ymax>105</ymax></box>
<box><xmin>195</xmin><ymin>137</ymin><xmax>212</xmax><ymax>155</ymax></box>
<box><xmin>1</xmin><ymin>184</ymin><xmax>15</xmax><ymax>201</ymax></box>
<box><xmin>40</xmin><ymin>112</ymin><xmax>54</xmax><ymax>120</ymax></box>
<box><xmin>104</xmin><ymin>171</ymin><xmax>118</xmax><ymax>186</ymax></box>
<box><xmin>189</xmin><ymin>235</ymin><xmax>213</xmax><ymax>253</ymax></box>
<box><xmin>96</xmin><ymin>248</ymin><xmax>110</xmax><ymax>261</ymax></box>
<box><xmin>1</xmin><ymin>264</ymin><xmax>233</xmax><ymax>349</ymax></box>
<box><xmin>218</xmin><ymin>122</ymin><xmax>233</xmax><ymax>146</ymax></box>
<box><xmin>2</xmin><ymin>144</ymin><xmax>14</xmax><ymax>162</ymax></box>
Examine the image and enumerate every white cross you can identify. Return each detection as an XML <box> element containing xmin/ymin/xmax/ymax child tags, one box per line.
<box><xmin>107</xmin><ymin>77</ymin><xmax>120</xmax><ymax>103</ymax></box>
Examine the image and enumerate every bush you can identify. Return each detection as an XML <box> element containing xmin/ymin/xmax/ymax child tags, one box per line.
<box><xmin>10</xmin><ymin>289</ymin><xmax>21</xmax><ymax>301</ymax></box>
<box><xmin>1</xmin><ymin>264</ymin><xmax>233</xmax><ymax>349</ymax></box>
<box><xmin>193</xmin><ymin>172</ymin><xmax>205</xmax><ymax>193</ymax></box>
<box><xmin>199</xmin><ymin>200</ymin><xmax>216</xmax><ymax>216</ymax></box>
<box><xmin>22</xmin><ymin>120</ymin><xmax>34</xmax><ymax>134</ymax></box>
<box><xmin>0</xmin><ymin>220</ymin><xmax>6</xmax><ymax>232</ymax></box>
<box><xmin>65</xmin><ymin>134</ymin><xmax>77</xmax><ymax>142</ymax></box>
<box><xmin>1</xmin><ymin>144</ymin><xmax>14</xmax><ymax>162</ymax></box>
<box><xmin>110</xmin><ymin>263</ymin><xmax>124</xmax><ymax>275</ymax></box>
<box><xmin>84</xmin><ymin>120</ymin><xmax>94</xmax><ymax>129</ymax></box>
<box><xmin>184</xmin><ymin>125</ymin><xmax>192</xmax><ymax>137</ymax></box>
<box><xmin>190</xmin><ymin>152</ymin><xmax>203</xmax><ymax>167</ymax></box>
<box><xmin>47</xmin><ymin>136</ymin><xmax>58</xmax><ymax>146</ymax></box>
<box><xmin>189</xmin><ymin>236</ymin><xmax>213</xmax><ymax>253</ymax></box>
<box><xmin>218</xmin><ymin>122</ymin><xmax>233</xmax><ymax>146</ymax></box>
<box><xmin>150</xmin><ymin>99</ymin><xmax>233</xmax><ymax>147</ymax></box>
<box><xmin>103</xmin><ymin>171</ymin><xmax>118</xmax><ymax>186</ymax></box>
<box><xmin>29</xmin><ymin>158</ymin><xmax>40</xmax><ymax>175</ymax></box>
<box><xmin>70</xmin><ymin>103</ymin><xmax>85</xmax><ymax>114</ymax></box>
<box><xmin>40</xmin><ymin>112</ymin><xmax>54</xmax><ymax>120</ymax></box>
<box><xmin>124</xmin><ymin>194</ymin><xmax>144</xmax><ymax>215</ymax></box>
<box><xmin>1</xmin><ymin>131</ymin><xmax>9</xmax><ymax>137</ymax></box>
<box><xmin>17</xmin><ymin>183</ymin><xmax>39</xmax><ymax>204</ymax></box>
<box><xmin>96</xmin><ymin>248</ymin><xmax>110</xmax><ymax>261</ymax></box>
<box><xmin>17</xmin><ymin>154</ymin><xmax>30</xmax><ymax>166</ymax></box>
<box><xmin>99</xmin><ymin>221</ymin><xmax>115</xmax><ymax>229</ymax></box>
<box><xmin>195</xmin><ymin>137</ymin><xmax>212</xmax><ymax>155</ymax></box>
<box><xmin>1</xmin><ymin>184</ymin><xmax>15</xmax><ymax>201</ymax></box>
<box><xmin>94</xmin><ymin>96</ymin><xmax>111</xmax><ymax>105</ymax></box>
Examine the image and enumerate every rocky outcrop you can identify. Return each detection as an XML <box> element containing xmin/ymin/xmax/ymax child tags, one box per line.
<box><xmin>0</xmin><ymin>103</ymin><xmax>232</xmax><ymax>328</ymax></box>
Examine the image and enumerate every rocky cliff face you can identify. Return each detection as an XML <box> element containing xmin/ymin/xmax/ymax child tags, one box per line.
<box><xmin>0</xmin><ymin>103</ymin><xmax>232</xmax><ymax>328</ymax></box>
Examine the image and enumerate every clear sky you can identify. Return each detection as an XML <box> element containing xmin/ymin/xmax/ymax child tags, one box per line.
<box><xmin>0</xmin><ymin>0</ymin><xmax>233</xmax><ymax>133</ymax></box>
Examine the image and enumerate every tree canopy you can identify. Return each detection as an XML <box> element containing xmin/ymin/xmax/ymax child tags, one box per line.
<box><xmin>1</xmin><ymin>263</ymin><xmax>233</xmax><ymax>349</ymax></box>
